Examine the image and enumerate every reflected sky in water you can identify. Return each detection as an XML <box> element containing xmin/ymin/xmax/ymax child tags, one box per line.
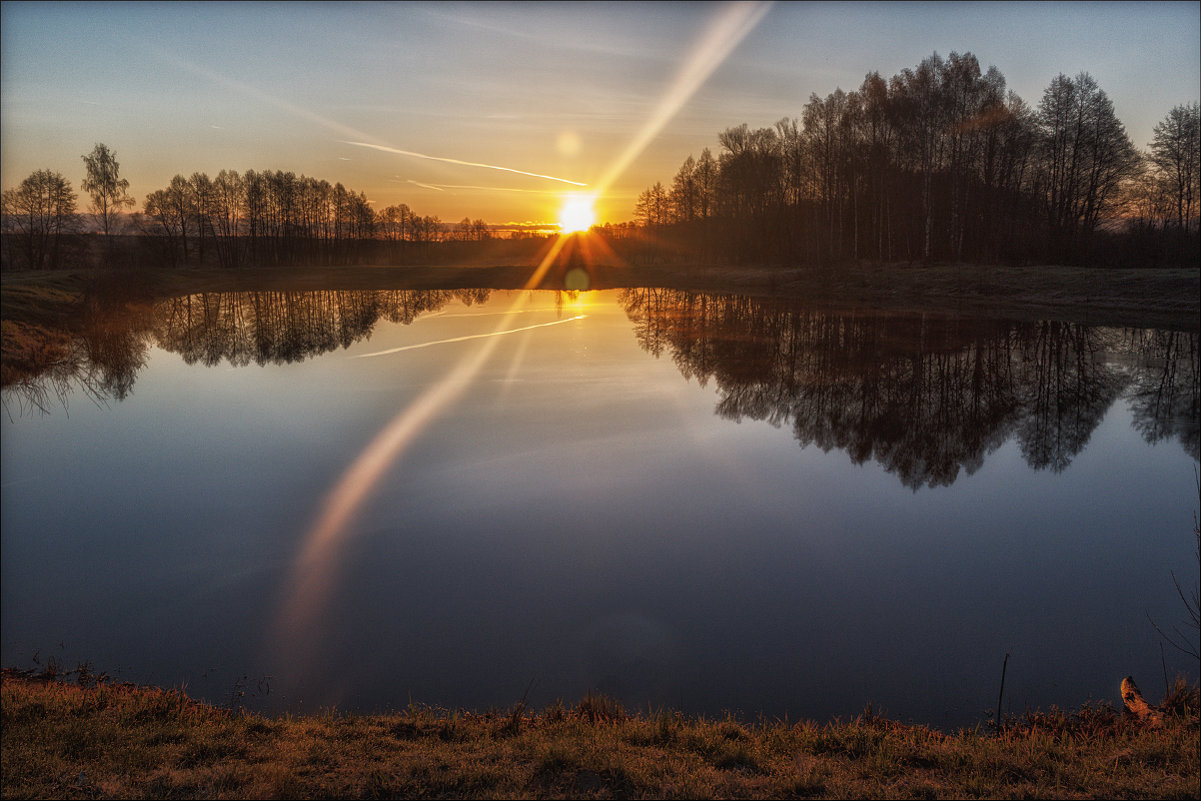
<box><xmin>2</xmin><ymin>289</ymin><xmax>1197</xmax><ymax>729</ymax></box>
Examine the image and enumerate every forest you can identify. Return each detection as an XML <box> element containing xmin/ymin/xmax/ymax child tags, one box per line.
<box><xmin>630</xmin><ymin>52</ymin><xmax>1199</xmax><ymax>268</ymax></box>
<box><xmin>2</xmin><ymin>51</ymin><xmax>1197</xmax><ymax>272</ymax></box>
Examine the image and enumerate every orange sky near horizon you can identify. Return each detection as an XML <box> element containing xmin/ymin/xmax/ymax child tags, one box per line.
<box><xmin>2</xmin><ymin>2</ymin><xmax>1198</xmax><ymax>227</ymax></box>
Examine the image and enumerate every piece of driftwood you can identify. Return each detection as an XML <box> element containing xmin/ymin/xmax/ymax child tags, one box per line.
<box><xmin>1121</xmin><ymin>676</ymin><xmax>1164</xmax><ymax>726</ymax></box>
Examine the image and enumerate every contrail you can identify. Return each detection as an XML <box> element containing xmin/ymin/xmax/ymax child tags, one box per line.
<box><xmin>353</xmin><ymin>315</ymin><xmax>586</xmax><ymax>359</ymax></box>
<box><xmin>147</xmin><ymin>50</ymin><xmax>588</xmax><ymax>189</ymax></box>
<box><xmin>346</xmin><ymin>140</ymin><xmax>586</xmax><ymax>186</ymax></box>
<box><xmin>393</xmin><ymin>179</ymin><xmax>554</xmax><ymax>194</ymax></box>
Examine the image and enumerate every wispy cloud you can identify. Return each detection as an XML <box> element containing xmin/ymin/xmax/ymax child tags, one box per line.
<box><xmin>345</xmin><ymin>140</ymin><xmax>586</xmax><ymax>186</ymax></box>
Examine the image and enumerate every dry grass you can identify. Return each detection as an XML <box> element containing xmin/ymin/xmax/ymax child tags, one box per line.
<box><xmin>3</xmin><ymin>670</ymin><xmax>1197</xmax><ymax>800</ymax></box>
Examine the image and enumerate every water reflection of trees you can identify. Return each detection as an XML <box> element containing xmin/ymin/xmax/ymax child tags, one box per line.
<box><xmin>1127</xmin><ymin>330</ymin><xmax>1201</xmax><ymax>460</ymax></box>
<box><xmin>153</xmin><ymin>289</ymin><xmax>491</xmax><ymax>367</ymax></box>
<box><xmin>4</xmin><ymin>287</ymin><xmax>1197</xmax><ymax>483</ymax></box>
<box><xmin>620</xmin><ymin>289</ymin><xmax>1199</xmax><ymax>488</ymax></box>
<box><xmin>2</xmin><ymin>294</ymin><xmax>152</xmax><ymax>416</ymax></box>
<box><xmin>2</xmin><ymin>289</ymin><xmax>491</xmax><ymax>415</ymax></box>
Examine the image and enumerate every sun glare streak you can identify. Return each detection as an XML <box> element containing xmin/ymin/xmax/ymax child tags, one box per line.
<box><xmin>276</xmin><ymin>350</ymin><xmax>483</xmax><ymax>643</ymax></box>
<box><xmin>346</xmin><ymin>141</ymin><xmax>586</xmax><ymax>186</ymax></box>
<box><xmin>499</xmin><ymin>322</ymin><xmax>537</xmax><ymax>402</ymax></box>
<box><xmin>521</xmin><ymin>231</ymin><xmax>572</xmax><ymax>289</ymax></box>
<box><xmin>271</xmin><ymin>0</ymin><xmax>770</xmax><ymax>681</ymax></box>
<box><xmin>595</xmin><ymin>1</ymin><xmax>771</xmax><ymax>194</ymax></box>
<box><xmin>353</xmin><ymin>315</ymin><xmax>586</xmax><ymax>359</ymax></box>
<box><xmin>273</xmin><ymin>292</ymin><xmax>580</xmax><ymax>657</ymax></box>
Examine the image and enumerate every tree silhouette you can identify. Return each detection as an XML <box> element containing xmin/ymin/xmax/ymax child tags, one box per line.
<box><xmin>1</xmin><ymin>169</ymin><xmax>78</xmax><ymax>270</ymax></box>
<box><xmin>627</xmin><ymin>51</ymin><xmax>1193</xmax><ymax>269</ymax></box>
<box><xmin>1149</xmin><ymin>102</ymin><xmax>1200</xmax><ymax>235</ymax></box>
<box><xmin>81</xmin><ymin>143</ymin><xmax>134</xmax><ymax>238</ymax></box>
<box><xmin>1036</xmin><ymin>72</ymin><xmax>1139</xmax><ymax>253</ymax></box>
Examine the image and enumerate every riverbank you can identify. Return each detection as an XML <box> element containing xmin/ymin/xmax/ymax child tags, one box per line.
<box><xmin>2</xmin><ymin>669</ymin><xmax>1197</xmax><ymax>799</ymax></box>
<box><xmin>117</xmin><ymin>261</ymin><xmax>1201</xmax><ymax>331</ymax></box>
<box><xmin>3</xmin><ymin>261</ymin><xmax>1199</xmax><ymax>331</ymax></box>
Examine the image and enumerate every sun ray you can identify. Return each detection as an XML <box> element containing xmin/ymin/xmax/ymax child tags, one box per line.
<box><xmin>270</xmin><ymin>0</ymin><xmax>774</xmax><ymax>680</ymax></box>
<box><xmin>594</xmin><ymin>1</ymin><xmax>771</xmax><ymax>195</ymax></box>
<box><xmin>272</xmin><ymin>290</ymin><xmax>585</xmax><ymax>663</ymax></box>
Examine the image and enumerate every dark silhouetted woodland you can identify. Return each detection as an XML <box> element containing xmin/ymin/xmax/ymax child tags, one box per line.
<box><xmin>627</xmin><ymin>53</ymin><xmax>1198</xmax><ymax>268</ymax></box>
<box><xmin>2</xmin><ymin>52</ymin><xmax>1196</xmax><ymax>273</ymax></box>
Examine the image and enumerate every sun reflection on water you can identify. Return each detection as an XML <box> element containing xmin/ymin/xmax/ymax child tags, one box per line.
<box><xmin>272</xmin><ymin>0</ymin><xmax>773</xmax><ymax>689</ymax></box>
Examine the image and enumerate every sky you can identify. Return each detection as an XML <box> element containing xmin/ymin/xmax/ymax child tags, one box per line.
<box><xmin>2</xmin><ymin>1</ymin><xmax>1198</xmax><ymax>226</ymax></box>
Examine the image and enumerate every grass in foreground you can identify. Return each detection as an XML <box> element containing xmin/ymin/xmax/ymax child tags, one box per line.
<box><xmin>2</xmin><ymin>669</ymin><xmax>1197</xmax><ymax>800</ymax></box>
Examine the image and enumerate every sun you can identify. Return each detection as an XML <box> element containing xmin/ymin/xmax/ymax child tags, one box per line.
<box><xmin>558</xmin><ymin>195</ymin><xmax>596</xmax><ymax>234</ymax></box>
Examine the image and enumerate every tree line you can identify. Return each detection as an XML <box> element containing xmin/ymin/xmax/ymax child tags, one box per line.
<box><xmin>631</xmin><ymin>51</ymin><xmax>1199</xmax><ymax>268</ymax></box>
<box><xmin>1</xmin><ymin>144</ymin><xmax>494</xmax><ymax>271</ymax></box>
<box><xmin>3</xmin><ymin>50</ymin><xmax>1198</xmax><ymax>272</ymax></box>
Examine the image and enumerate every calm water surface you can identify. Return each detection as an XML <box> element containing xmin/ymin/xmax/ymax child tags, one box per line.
<box><xmin>2</xmin><ymin>288</ymin><xmax>1197</xmax><ymax>729</ymax></box>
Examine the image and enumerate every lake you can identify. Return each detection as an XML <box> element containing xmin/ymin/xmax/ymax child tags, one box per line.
<box><xmin>2</xmin><ymin>287</ymin><xmax>1197</xmax><ymax>730</ymax></box>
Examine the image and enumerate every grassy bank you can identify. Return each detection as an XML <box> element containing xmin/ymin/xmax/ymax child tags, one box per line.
<box><xmin>2</xmin><ymin>670</ymin><xmax>1197</xmax><ymax>800</ymax></box>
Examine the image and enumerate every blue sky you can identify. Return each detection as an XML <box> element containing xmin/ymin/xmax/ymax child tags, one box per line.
<box><xmin>2</xmin><ymin>1</ymin><xmax>1197</xmax><ymax>224</ymax></box>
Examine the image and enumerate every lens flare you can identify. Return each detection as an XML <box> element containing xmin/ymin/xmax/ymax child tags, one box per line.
<box><xmin>558</xmin><ymin>195</ymin><xmax>596</xmax><ymax>234</ymax></box>
<box><xmin>269</xmin><ymin>0</ymin><xmax>774</xmax><ymax>689</ymax></box>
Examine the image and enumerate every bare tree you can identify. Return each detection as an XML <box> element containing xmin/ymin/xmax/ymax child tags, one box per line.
<box><xmin>1037</xmin><ymin>72</ymin><xmax>1138</xmax><ymax>241</ymax></box>
<box><xmin>212</xmin><ymin>170</ymin><xmax>245</xmax><ymax>268</ymax></box>
<box><xmin>693</xmin><ymin>148</ymin><xmax>718</xmax><ymax>221</ymax></box>
<box><xmin>1150</xmin><ymin>102</ymin><xmax>1200</xmax><ymax>234</ymax></box>
<box><xmin>634</xmin><ymin>182</ymin><xmax>670</xmax><ymax>228</ymax></box>
<box><xmin>1</xmin><ymin>169</ymin><xmax>78</xmax><ymax>269</ymax></box>
<box><xmin>81</xmin><ymin>143</ymin><xmax>134</xmax><ymax>237</ymax></box>
<box><xmin>669</xmin><ymin>155</ymin><xmax>698</xmax><ymax>223</ymax></box>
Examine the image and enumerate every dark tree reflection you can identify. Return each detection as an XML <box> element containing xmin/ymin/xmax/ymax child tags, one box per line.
<box><xmin>620</xmin><ymin>289</ymin><xmax>1199</xmax><ymax>489</ymax></box>
<box><xmin>151</xmin><ymin>289</ymin><xmax>485</xmax><ymax>366</ymax></box>
<box><xmin>1128</xmin><ymin>329</ymin><xmax>1201</xmax><ymax>460</ymax></box>
<box><xmin>4</xmin><ymin>287</ymin><xmax>1197</xmax><ymax>487</ymax></box>
<box><xmin>1012</xmin><ymin>323</ymin><xmax>1127</xmax><ymax>472</ymax></box>
<box><xmin>2</xmin><ymin>289</ymin><xmax>491</xmax><ymax>414</ymax></box>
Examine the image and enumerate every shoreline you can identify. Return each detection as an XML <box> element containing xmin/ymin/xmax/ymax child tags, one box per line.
<box><xmin>3</xmin><ymin>668</ymin><xmax>1197</xmax><ymax>799</ymax></box>
<box><xmin>4</xmin><ymin>261</ymin><xmax>1199</xmax><ymax>332</ymax></box>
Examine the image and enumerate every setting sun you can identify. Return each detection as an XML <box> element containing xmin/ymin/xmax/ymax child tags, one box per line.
<box><xmin>558</xmin><ymin>195</ymin><xmax>596</xmax><ymax>234</ymax></box>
